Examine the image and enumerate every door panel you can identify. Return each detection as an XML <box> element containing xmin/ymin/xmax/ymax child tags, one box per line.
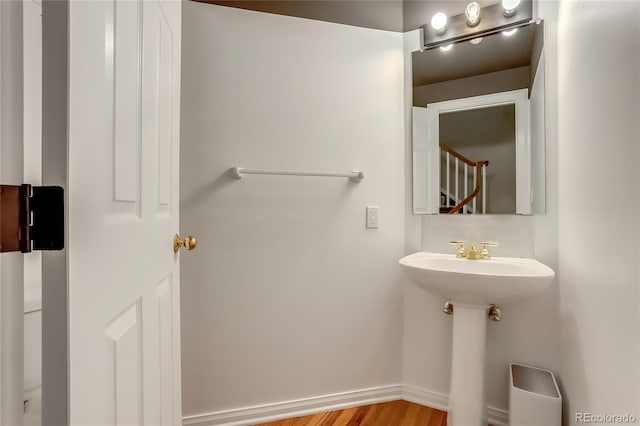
<box><xmin>412</xmin><ymin>106</ymin><xmax>440</xmax><ymax>214</ymax></box>
<box><xmin>113</xmin><ymin>0</ymin><xmax>141</xmax><ymax>207</ymax></box>
<box><xmin>105</xmin><ymin>303</ymin><xmax>142</xmax><ymax>425</ymax></box>
<box><xmin>155</xmin><ymin>275</ymin><xmax>176</xmax><ymax>424</ymax></box>
<box><xmin>69</xmin><ymin>0</ymin><xmax>181</xmax><ymax>424</ymax></box>
<box><xmin>141</xmin><ymin>0</ymin><xmax>175</xmax><ymax>217</ymax></box>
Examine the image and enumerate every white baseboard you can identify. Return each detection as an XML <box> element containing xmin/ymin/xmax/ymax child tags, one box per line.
<box><xmin>182</xmin><ymin>384</ymin><xmax>509</xmax><ymax>426</ymax></box>
<box><xmin>402</xmin><ymin>385</ymin><xmax>509</xmax><ymax>426</ymax></box>
<box><xmin>401</xmin><ymin>384</ymin><xmax>449</xmax><ymax>412</ymax></box>
<box><xmin>487</xmin><ymin>406</ymin><xmax>509</xmax><ymax>426</ymax></box>
<box><xmin>182</xmin><ymin>385</ymin><xmax>403</xmax><ymax>426</ymax></box>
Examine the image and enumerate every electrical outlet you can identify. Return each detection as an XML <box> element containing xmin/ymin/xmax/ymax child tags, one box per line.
<box><xmin>366</xmin><ymin>206</ymin><xmax>379</xmax><ymax>229</ymax></box>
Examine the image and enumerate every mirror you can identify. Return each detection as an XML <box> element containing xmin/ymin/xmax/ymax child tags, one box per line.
<box><xmin>412</xmin><ymin>21</ymin><xmax>545</xmax><ymax>215</ymax></box>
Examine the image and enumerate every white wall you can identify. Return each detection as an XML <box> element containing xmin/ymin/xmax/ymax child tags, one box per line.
<box><xmin>531</xmin><ymin>0</ymin><xmax>561</xmax><ymax>413</ymax></box>
<box><xmin>180</xmin><ymin>1</ymin><xmax>640</xmax><ymax>422</ymax></box>
<box><xmin>404</xmin><ymin>30</ymin><xmax>422</xmax><ymax>256</ymax></box>
<box><xmin>557</xmin><ymin>1</ymin><xmax>639</xmax><ymax>424</ymax></box>
<box><xmin>180</xmin><ymin>2</ymin><xmax>405</xmax><ymax>419</ymax></box>
<box><xmin>402</xmin><ymin>11</ymin><xmax>560</xmax><ymax>414</ymax></box>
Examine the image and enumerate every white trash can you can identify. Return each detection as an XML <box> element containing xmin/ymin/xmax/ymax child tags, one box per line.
<box><xmin>509</xmin><ymin>363</ymin><xmax>562</xmax><ymax>426</ymax></box>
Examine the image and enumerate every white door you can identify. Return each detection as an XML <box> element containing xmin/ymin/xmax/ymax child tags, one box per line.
<box><xmin>68</xmin><ymin>1</ymin><xmax>183</xmax><ymax>424</ymax></box>
<box><xmin>412</xmin><ymin>106</ymin><xmax>440</xmax><ymax>214</ymax></box>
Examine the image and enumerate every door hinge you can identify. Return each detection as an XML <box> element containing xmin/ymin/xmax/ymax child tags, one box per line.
<box><xmin>0</xmin><ymin>184</ymin><xmax>64</xmax><ymax>253</ymax></box>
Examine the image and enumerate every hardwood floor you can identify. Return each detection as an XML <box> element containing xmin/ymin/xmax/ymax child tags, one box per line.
<box><xmin>255</xmin><ymin>400</ymin><xmax>447</xmax><ymax>426</ymax></box>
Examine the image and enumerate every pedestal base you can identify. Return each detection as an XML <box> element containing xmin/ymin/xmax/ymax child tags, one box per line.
<box><xmin>448</xmin><ymin>303</ymin><xmax>488</xmax><ymax>426</ymax></box>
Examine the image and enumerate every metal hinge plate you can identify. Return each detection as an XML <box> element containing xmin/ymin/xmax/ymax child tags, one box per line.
<box><xmin>0</xmin><ymin>184</ymin><xmax>64</xmax><ymax>253</ymax></box>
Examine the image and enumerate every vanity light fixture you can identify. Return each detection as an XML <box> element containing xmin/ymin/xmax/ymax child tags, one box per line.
<box><xmin>465</xmin><ymin>2</ymin><xmax>481</xmax><ymax>27</ymax></box>
<box><xmin>440</xmin><ymin>44</ymin><xmax>453</xmax><ymax>51</ymax></box>
<box><xmin>502</xmin><ymin>0</ymin><xmax>521</xmax><ymax>16</ymax></box>
<box><xmin>431</xmin><ymin>12</ymin><xmax>448</xmax><ymax>34</ymax></box>
<box><xmin>502</xmin><ymin>28</ymin><xmax>518</xmax><ymax>36</ymax></box>
<box><xmin>422</xmin><ymin>1</ymin><xmax>531</xmax><ymax>50</ymax></box>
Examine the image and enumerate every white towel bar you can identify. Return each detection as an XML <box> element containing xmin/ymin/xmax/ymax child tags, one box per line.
<box><xmin>231</xmin><ymin>167</ymin><xmax>364</xmax><ymax>183</ymax></box>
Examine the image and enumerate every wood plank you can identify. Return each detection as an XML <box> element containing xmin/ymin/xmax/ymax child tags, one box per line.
<box><xmin>403</xmin><ymin>401</ymin><xmax>430</xmax><ymax>426</ymax></box>
<box><xmin>370</xmin><ymin>400</ymin><xmax>408</xmax><ymax>425</ymax></box>
<box><xmin>255</xmin><ymin>400</ymin><xmax>448</xmax><ymax>426</ymax></box>
<box><xmin>332</xmin><ymin>407</ymin><xmax>359</xmax><ymax>426</ymax></box>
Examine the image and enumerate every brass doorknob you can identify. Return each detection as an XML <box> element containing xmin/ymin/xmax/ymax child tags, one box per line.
<box><xmin>174</xmin><ymin>234</ymin><xmax>197</xmax><ymax>253</ymax></box>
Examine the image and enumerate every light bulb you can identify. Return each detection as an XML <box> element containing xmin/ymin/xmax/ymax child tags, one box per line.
<box><xmin>470</xmin><ymin>37</ymin><xmax>483</xmax><ymax>45</ymax></box>
<box><xmin>502</xmin><ymin>0</ymin><xmax>521</xmax><ymax>16</ymax></box>
<box><xmin>465</xmin><ymin>2</ymin><xmax>481</xmax><ymax>27</ymax></box>
<box><xmin>502</xmin><ymin>28</ymin><xmax>518</xmax><ymax>36</ymax></box>
<box><xmin>440</xmin><ymin>44</ymin><xmax>453</xmax><ymax>51</ymax></box>
<box><xmin>431</xmin><ymin>12</ymin><xmax>448</xmax><ymax>34</ymax></box>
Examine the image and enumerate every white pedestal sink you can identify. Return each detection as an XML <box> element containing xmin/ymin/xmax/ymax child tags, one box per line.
<box><xmin>399</xmin><ymin>252</ymin><xmax>555</xmax><ymax>426</ymax></box>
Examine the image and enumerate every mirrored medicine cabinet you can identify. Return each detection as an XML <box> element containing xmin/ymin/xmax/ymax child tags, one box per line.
<box><xmin>412</xmin><ymin>20</ymin><xmax>546</xmax><ymax>215</ymax></box>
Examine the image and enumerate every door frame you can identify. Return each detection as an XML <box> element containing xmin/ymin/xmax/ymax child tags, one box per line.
<box><xmin>0</xmin><ymin>2</ymin><xmax>25</xmax><ymax>424</ymax></box>
<box><xmin>425</xmin><ymin>88</ymin><xmax>532</xmax><ymax>215</ymax></box>
<box><xmin>0</xmin><ymin>1</ymin><xmax>70</xmax><ymax>423</ymax></box>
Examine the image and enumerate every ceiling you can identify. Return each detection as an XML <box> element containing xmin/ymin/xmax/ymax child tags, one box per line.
<box><xmin>403</xmin><ymin>0</ymin><xmax>501</xmax><ymax>31</ymax></box>
<box><xmin>197</xmin><ymin>0</ymin><xmax>405</xmax><ymax>32</ymax></box>
<box><xmin>196</xmin><ymin>0</ymin><xmax>504</xmax><ymax>32</ymax></box>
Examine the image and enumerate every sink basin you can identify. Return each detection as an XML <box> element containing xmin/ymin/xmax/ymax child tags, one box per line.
<box><xmin>399</xmin><ymin>251</ymin><xmax>555</xmax><ymax>426</ymax></box>
<box><xmin>399</xmin><ymin>251</ymin><xmax>555</xmax><ymax>305</ymax></box>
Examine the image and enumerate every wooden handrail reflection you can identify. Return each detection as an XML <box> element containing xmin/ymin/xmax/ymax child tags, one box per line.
<box><xmin>440</xmin><ymin>143</ymin><xmax>477</xmax><ymax>167</ymax></box>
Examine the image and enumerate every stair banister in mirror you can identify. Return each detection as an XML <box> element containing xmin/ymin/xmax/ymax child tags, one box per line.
<box><xmin>440</xmin><ymin>143</ymin><xmax>489</xmax><ymax>214</ymax></box>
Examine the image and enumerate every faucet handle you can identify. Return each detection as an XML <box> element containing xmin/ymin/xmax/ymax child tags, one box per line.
<box><xmin>479</xmin><ymin>241</ymin><xmax>499</xmax><ymax>259</ymax></box>
<box><xmin>449</xmin><ymin>240</ymin><xmax>467</xmax><ymax>258</ymax></box>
